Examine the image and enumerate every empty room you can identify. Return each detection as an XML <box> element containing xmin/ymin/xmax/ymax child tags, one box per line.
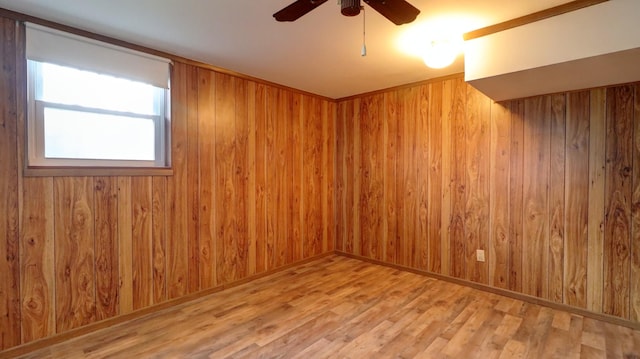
<box><xmin>1</xmin><ymin>0</ymin><xmax>640</xmax><ymax>357</ymax></box>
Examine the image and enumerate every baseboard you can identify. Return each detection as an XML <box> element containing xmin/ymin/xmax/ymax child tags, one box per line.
<box><xmin>335</xmin><ymin>250</ymin><xmax>640</xmax><ymax>331</ymax></box>
<box><xmin>0</xmin><ymin>251</ymin><xmax>333</xmax><ymax>359</ymax></box>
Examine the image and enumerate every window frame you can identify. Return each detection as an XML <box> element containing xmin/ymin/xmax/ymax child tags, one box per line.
<box><xmin>24</xmin><ymin>60</ymin><xmax>172</xmax><ymax>177</ymax></box>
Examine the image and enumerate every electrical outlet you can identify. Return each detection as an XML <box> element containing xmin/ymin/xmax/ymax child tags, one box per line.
<box><xmin>476</xmin><ymin>249</ymin><xmax>485</xmax><ymax>262</ymax></box>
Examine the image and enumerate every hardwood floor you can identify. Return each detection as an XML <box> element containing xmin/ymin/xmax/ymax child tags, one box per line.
<box><xmin>9</xmin><ymin>255</ymin><xmax>640</xmax><ymax>358</ymax></box>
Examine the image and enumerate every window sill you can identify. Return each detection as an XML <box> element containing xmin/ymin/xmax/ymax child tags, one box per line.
<box><xmin>24</xmin><ymin>166</ymin><xmax>173</xmax><ymax>177</ymax></box>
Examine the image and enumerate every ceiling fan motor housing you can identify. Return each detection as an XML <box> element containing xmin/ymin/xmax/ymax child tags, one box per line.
<box><xmin>341</xmin><ymin>0</ymin><xmax>361</xmax><ymax>16</ymax></box>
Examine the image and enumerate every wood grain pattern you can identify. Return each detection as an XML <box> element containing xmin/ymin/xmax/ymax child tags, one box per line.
<box><xmin>235</xmin><ymin>77</ymin><xmax>250</xmax><ymax>280</ymax></box>
<box><xmin>117</xmin><ymin>177</ymin><xmax>133</xmax><ymax>314</ymax></box>
<box><xmin>440</xmin><ymin>80</ymin><xmax>453</xmax><ymax>277</ymax></box>
<box><xmin>335</xmin><ymin>102</ymin><xmax>346</xmax><ymax>253</ymax></box>
<box><xmin>464</xmin><ymin>85</ymin><xmax>490</xmax><ymax>284</ymax></box>
<box><xmin>93</xmin><ymin>177</ymin><xmax>118</xmax><ymax>320</ymax></box>
<box><xmin>323</xmin><ymin>101</ymin><xmax>335</xmax><ymax>253</ymax></box>
<box><xmin>564</xmin><ymin>91</ymin><xmax>590</xmax><ymax>308</ymax></box>
<box><xmin>604</xmin><ymin>85</ymin><xmax>633</xmax><ymax>319</ymax></box>
<box><xmin>0</xmin><ymin>16</ymin><xmax>21</xmax><ymax>350</ymax></box>
<box><xmin>449</xmin><ymin>78</ymin><xmax>466</xmax><ymax>279</ymax></box>
<box><xmin>197</xmin><ymin>68</ymin><xmax>216</xmax><ymax>289</ymax></box>
<box><xmin>151</xmin><ymin>176</ymin><xmax>167</xmax><ymax>303</ymax></box>
<box><xmin>167</xmin><ymin>62</ymin><xmax>189</xmax><ymax>299</ymax></box>
<box><xmin>186</xmin><ymin>65</ymin><xmax>200</xmax><ymax>294</ymax></box>
<box><xmin>633</xmin><ymin>85</ymin><xmax>640</xmax><ymax>322</ymax></box>
<box><xmin>587</xmin><ymin>88</ymin><xmax>606</xmax><ymax>313</ymax></box>
<box><xmin>384</xmin><ymin>91</ymin><xmax>399</xmax><ymax>264</ymax></box>
<box><xmin>549</xmin><ymin>93</ymin><xmax>566</xmax><ymax>304</ymax></box>
<box><xmin>508</xmin><ymin>100</ymin><xmax>525</xmax><ymax>293</ymax></box>
<box><xmin>54</xmin><ymin>177</ymin><xmax>96</xmax><ymax>332</ymax></box>
<box><xmin>291</xmin><ymin>94</ymin><xmax>303</xmax><ymax>262</ymax></box>
<box><xmin>215</xmin><ymin>72</ymin><xmax>238</xmax><ymax>284</ymax></box>
<box><xmin>427</xmin><ymin>83</ymin><xmax>443</xmax><ymax>274</ymax></box>
<box><xmin>2</xmin><ymin>34</ymin><xmax>337</xmax><ymax>350</ymax></box>
<box><xmin>20</xmin><ymin>178</ymin><xmax>54</xmax><ymax>342</ymax></box>
<box><xmin>402</xmin><ymin>87</ymin><xmax>419</xmax><ymax>268</ymax></box>
<box><xmin>11</xmin><ymin>256</ymin><xmax>640</xmax><ymax>359</ymax></box>
<box><xmin>522</xmin><ymin>96</ymin><xmax>551</xmax><ymax>299</ymax></box>
<box><xmin>489</xmin><ymin>102</ymin><xmax>510</xmax><ymax>289</ymax></box>
<box><xmin>132</xmin><ymin>177</ymin><xmax>153</xmax><ymax>309</ymax></box>
<box><xmin>303</xmin><ymin>95</ymin><xmax>322</xmax><ymax>258</ymax></box>
<box><xmin>416</xmin><ymin>84</ymin><xmax>429</xmax><ymax>271</ymax></box>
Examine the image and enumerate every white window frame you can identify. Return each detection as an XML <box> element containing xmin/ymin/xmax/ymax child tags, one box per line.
<box><xmin>24</xmin><ymin>22</ymin><xmax>172</xmax><ymax>174</ymax></box>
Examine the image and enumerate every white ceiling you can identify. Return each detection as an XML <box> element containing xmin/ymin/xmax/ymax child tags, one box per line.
<box><xmin>0</xmin><ymin>0</ymin><xmax>573</xmax><ymax>99</ymax></box>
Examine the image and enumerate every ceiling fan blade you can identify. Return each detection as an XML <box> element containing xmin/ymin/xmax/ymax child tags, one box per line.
<box><xmin>363</xmin><ymin>0</ymin><xmax>420</xmax><ymax>25</ymax></box>
<box><xmin>273</xmin><ymin>0</ymin><xmax>329</xmax><ymax>22</ymax></box>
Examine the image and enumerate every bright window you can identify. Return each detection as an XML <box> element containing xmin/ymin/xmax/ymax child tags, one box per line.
<box><xmin>25</xmin><ymin>23</ymin><xmax>171</xmax><ymax>170</ymax></box>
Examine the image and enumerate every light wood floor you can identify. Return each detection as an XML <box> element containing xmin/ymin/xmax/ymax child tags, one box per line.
<box><xmin>10</xmin><ymin>255</ymin><xmax>640</xmax><ymax>359</ymax></box>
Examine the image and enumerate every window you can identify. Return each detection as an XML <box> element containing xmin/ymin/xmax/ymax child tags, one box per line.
<box><xmin>25</xmin><ymin>23</ymin><xmax>171</xmax><ymax>172</ymax></box>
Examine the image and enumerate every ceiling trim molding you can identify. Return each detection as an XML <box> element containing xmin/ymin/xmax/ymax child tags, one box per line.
<box><xmin>335</xmin><ymin>73</ymin><xmax>464</xmax><ymax>102</ymax></box>
<box><xmin>463</xmin><ymin>0</ymin><xmax>608</xmax><ymax>41</ymax></box>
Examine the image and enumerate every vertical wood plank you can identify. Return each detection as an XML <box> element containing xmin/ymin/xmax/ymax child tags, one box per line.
<box><xmin>509</xmin><ymin>100</ymin><xmax>525</xmax><ymax>293</ymax></box>
<box><xmin>186</xmin><ymin>65</ymin><xmax>200</xmax><ymax>293</ymax></box>
<box><xmin>0</xmin><ymin>16</ymin><xmax>20</xmax><ymax>350</ymax></box>
<box><xmin>291</xmin><ymin>93</ymin><xmax>303</xmax><ymax>262</ymax></box>
<box><xmin>360</xmin><ymin>94</ymin><xmax>384</xmax><ymax>262</ymax></box>
<box><xmin>549</xmin><ymin>93</ymin><xmax>566</xmax><ymax>304</ymax></box>
<box><xmin>394</xmin><ymin>91</ymin><xmax>405</xmax><ymax>265</ymax></box>
<box><xmin>131</xmin><ymin>177</ymin><xmax>153</xmax><ymax>310</ymax></box>
<box><xmin>346</xmin><ymin>99</ymin><xmax>360</xmax><ymax>255</ymax></box>
<box><xmin>587</xmin><ymin>88</ymin><xmax>606</xmax><ymax>313</ymax></box>
<box><xmin>197</xmin><ymin>68</ymin><xmax>216</xmax><ymax>289</ymax></box>
<box><xmin>276</xmin><ymin>89</ymin><xmax>291</xmax><ymax>266</ymax></box>
<box><xmin>522</xmin><ymin>96</ymin><xmax>551</xmax><ymax>299</ymax></box>
<box><xmin>489</xmin><ymin>102</ymin><xmax>511</xmax><ymax>289</ymax></box>
<box><xmin>449</xmin><ymin>78</ymin><xmax>466</xmax><ymax>279</ymax></box>
<box><xmin>440</xmin><ymin>80</ymin><xmax>453</xmax><ymax>276</ymax></box>
<box><xmin>151</xmin><ymin>176</ymin><xmax>167</xmax><ymax>303</ymax></box>
<box><xmin>247</xmin><ymin>81</ymin><xmax>257</xmax><ymax>275</ymax></box>
<box><xmin>402</xmin><ymin>87</ymin><xmax>418</xmax><ymax>268</ymax></box>
<box><xmin>215</xmin><ymin>72</ymin><xmax>237</xmax><ymax>284</ymax></box>
<box><xmin>167</xmin><ymin>62</ymin><xmax>189</xmax><ymax>299</ymax></box>
<box><xmin>54</xmin><ymin>177</ymin><xmax>96</xmax><ymax>332</ymax></box>
<box><xmin>417</xmin><ymin>84</ymin><xmax>430</xmax><ymax>271</ymax></box>
<box><xmin>384</xmin><ymin>92</ymin><xmax>399</xmax><ymax>264</ymax></box>
<box><xmin>323</xmin><ymin>100</ymin><xmax>335</xmax><ymax>252</ymax></box>
<box><xmin>335</xmin><ymin>102</ymin><xmax>346</xmax><ymax>252</ymax></box>
<box><xmin>20</xmin><ymin>178</ymin><xmax>55</xmax><ymax>342</ymax></box>
<box><xmin>93</xmin><ymin>177</ymin><xmax>118</xmax><ymax>320</ymax></box>
<box><xmin>464</xmin><ymin>85</ymin><xmax>490</xmax><ymax>284</ymax></box>
<box><xmin>303</xmin><ymin>95</ymin><xmax>322</xmax><ymax>258</ymax></box>
<box><xmin>428</xmin><ymin>82</ymin><xmax>444</xmax><ymax>274</ymax></box>
<box><xmin>235</xmin><ymin>78</ymin><xmax>249</xmax><ymax>279</ymax></box>
<box><xmin>632</xmin><ymin>84</ymin><xmax>640</xmax><ymax>321</ymax></box>
<box><xmin>604</xmin><ymin>85</ymin><xmax>633</xmax><ymax>318</ymax></box>
<box><xmin>255</xmin><ymin>83</ymin><xmax>267</xmax><ymax>274</ymax></box>
<box><xmin>117</xmin><ymin>177</ymin><xmax>133</xmax><ymax>314</ymax></box>
<box><xmin>564</xmin><ymin>91</ymin><xmax>590</xmax><ymax>308</ymax></box>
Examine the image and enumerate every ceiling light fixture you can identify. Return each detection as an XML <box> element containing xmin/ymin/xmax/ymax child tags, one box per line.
<box><xmin>422</xmin><ymin>35</ymin><xmax>462</xmax><ymax>69</ymax></box>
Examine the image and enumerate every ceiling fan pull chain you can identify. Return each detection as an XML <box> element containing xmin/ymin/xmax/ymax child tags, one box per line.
<box><xmin>361</xmin><ymin>5</ymin><xmax>367</xmax><ymax>56</ymax></box>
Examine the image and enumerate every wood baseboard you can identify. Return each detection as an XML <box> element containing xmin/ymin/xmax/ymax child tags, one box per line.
<box><xmin>0</xmin><ymin>252</ymin><xmax>333</xmax><ymax>359</ymax></box>
<box><xmin>335</xmin><ymin>251</ymin><xmax>640</xmax><ymax>331</ymax></box>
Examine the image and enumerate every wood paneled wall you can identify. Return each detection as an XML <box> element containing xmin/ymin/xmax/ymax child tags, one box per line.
<box><xmin>335</xmin><ymin>76</ymin><xmax>640</xmax><ymax>323</ymax></box>
<box><xmin>0</xmin><ymin>17</ymin><xmax>335</xmax><ymax>351</ymax></box>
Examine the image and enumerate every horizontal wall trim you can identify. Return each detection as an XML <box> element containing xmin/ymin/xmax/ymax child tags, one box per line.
<box><xmin>0</xmin><ymin>252</ymin><xmax>334</xmax><ymax>359</ymax></box>
<box><xmin>335</xmin><ymin>72</ymin><xmax>464</xmax><ymax>102</ymax></box>
<box><xmin>335</xmin><ymin>251</ymin><xmax>640</xmax><ymax>331</ymax></box>
<box><xmin>0</xmin><ymin>7</ymin><xmax>335</xmax><ymax>102</ymax></box>
<box><xmin>463</xmin><ymin>0</ymin><xmax>609</xmax><ymax>41</ymax></box>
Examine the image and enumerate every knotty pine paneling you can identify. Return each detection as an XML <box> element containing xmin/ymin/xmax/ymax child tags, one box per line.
<box><xmin>335</xmin><ymin>75</ymin><xmax>640</xmax><ymax>325</ymax></box>
<box><xmin>0</xmin><ymin>17</ymin><xmax>335</xmax><ymax>350</ymax></box>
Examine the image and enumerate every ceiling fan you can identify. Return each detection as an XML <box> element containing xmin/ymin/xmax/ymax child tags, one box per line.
<box><xmin>273</xmin><ymin>0</ymin><xmax>420</xmax><ymax>25</ymax></box>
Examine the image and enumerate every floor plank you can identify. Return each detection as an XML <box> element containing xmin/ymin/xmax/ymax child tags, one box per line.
<box><xmin>9</xmin><ymin>255</ymin><xmax>640</xmax><ymax>359</ymax></box>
